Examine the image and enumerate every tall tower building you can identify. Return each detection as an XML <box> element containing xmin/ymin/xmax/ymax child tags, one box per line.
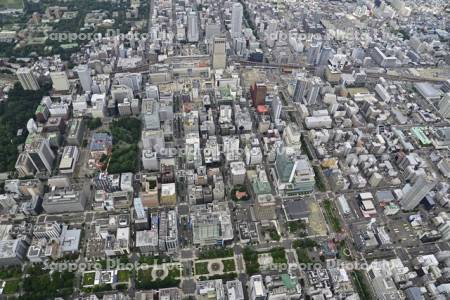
<box><xmin>212</xmin><ymin>37</ymin><xmax>226</xmax><ymax>69</ymax></box>
<box><xmin>231</xmin><ymin>3</ymin><xmax>243</xmax><ymax>38</ymax></box>
<box><xmin>272</xmin><ymin>95</ymin><xmax>282</xmax><ymax>125</ymax></box>
<box><xmin>250</xmin><ymin>82</ymin><xmax>267</xmax><ymax>107</ymax></box>
<box><xmin>293</xmin><ymin>76</ymin><xmax>321</xmax><ymax>105</ymax></box>
<box><xmin>25</xmin><ymin>137</ymin><xmax>55</xmax><ymax>173</ymax></box>
<box><xmin>400</xmin><ymin>175</ymin><xmax>437</xmax><ymax>210</ymax></box>
<box><xmin>305</xmin><ymin>77</ymin><xmax>322</xmax><ymax>105</ymax></box>
<box><xmin>293</xmin><ymin>75</ymin><xmax>308</xmax><ymax>103</ymax></box>
<box><xmin>115</xmin><ymin>73</ymin><xmax>142</xmax><ymax>92</ymax></box>
<box><xmin>16</xmin><ymin>67</ymin><xmax>40</xmax><ymax>91</ymax></box>
<box><xmin>205</xmin><ymin>22</ymin><xmax>221</xmax><ymax>41</ymax></box>
<box><xmin>233</xmin><ymin>37</ymin><xmax>246</xmax><ymax>56</ymax></box>
<box><xmin>249</xmin><ymin>275</ymin><xmax>267</xmax><ymax>300</ymax></box>
<box><xmin>74</xmin><ymin>65</ymin><xmax>92</xmax><ymax>92</ymax></box>
<box><xmin>187</xmin><ymin>11</ymin><xmax>199</xmax><ymax>42</ymax></box>
<box><xmin>15</xmin><ymin>153</ymin><xmax>37</xmax><ymax>177</ymax></box>
<box><xmin>265</xmin><ymin>19</ymin><xmax>278</xmax><ymax>45</ymax></box>
<box><xmin>50</xmin><ymin>71</ymin><xmax>70</xmax><ymax>91</ymax></box>
<box><xmin>438</xmin><ymin>93</ymin><xmax>450</xmax><ymax>118</ymax></box>
<box><xmin>318</xmin><ymin>46</ymin><xmax>332</xmax><ymax>66</ymax></box>
<box><xmin>307</xmin><ymin>43</ymin><xmax>321</xmax><ymax>65</ymax></box>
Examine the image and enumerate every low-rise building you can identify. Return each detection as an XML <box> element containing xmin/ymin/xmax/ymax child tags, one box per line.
<box><xmin>104</xmin><ymin>227</ymin><xmax>130</xmax><ymax>257</ymax></box>
<box><xmin>89</xmin><ymin>132</ymin><xmax>112</xmax><ymax>160</ymax></box>
<box><xmin>196</xmin><ymin>279</ymin><xmax>225</xmax><ymax>300</ymax></box>
<box><xmin>160</xmin><ymin>183</ymin><xmax>176</xmax><ymax>206</ymax></box>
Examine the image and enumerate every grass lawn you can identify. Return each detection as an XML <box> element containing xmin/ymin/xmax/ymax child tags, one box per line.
<box><xmin>167</xmin><ymin>267</ymin><xmax>181</xmax><ymax>279</ymax></box>
<box><xmin>222</xmin><ymin>259</ymin><xmax>236</xmax><ymax>273</ymax></box>
<box><xmin>117</xmin><ymin>270</ymin><xmax>130</xmax><ymax>282</ymax></box>
<box><xmin>0</xmin><ymin>0</ymin><xmax>24</xmax><ymax>9</ymax></box>
<box><xmin>82</xmin><ymin>272</ymin><xmax>96</xmax><ymax>286</ymax></box>
<box><xmin>198</xmin><ymin>248</ymin><xmax>234</xmax><ymax>260</ymax></box>
<box><xmin>137</xmin><ymin>268</ymin><xmax>152</xmax><ymax>280</ymax></box>
<box><xmin>195</xmin><ymin>262</ymin><xmax>209</xmax><ymax>275</ymax></box>
<box><xmin>3</xmin><ymin>279</ymin><xmax>20</xmax><ymax>294</ymax></box>
<box><xmin>136</xmin><ymin>266</ymin><xmax>181</xmax><ymax>290</ymax></box>
<box><xmin>323</xmin><ymin>200</ymin><xmax>342</xmax><ymax>232</ymax></box>
<box><xmin>338</xmin><ymin>240</ymin><xmax>352</xmax><ymax>260</ymax></box>
<box><xmin>138</xmin><ymin>255</ymin><xmax>166</xmax><ymax>265</ymax></box>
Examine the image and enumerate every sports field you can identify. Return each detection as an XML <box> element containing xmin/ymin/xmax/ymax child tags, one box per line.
<box><xmin>0</xmin><ymin>0</ymin><xmax>24</xmax><ymax>10</ymax></box>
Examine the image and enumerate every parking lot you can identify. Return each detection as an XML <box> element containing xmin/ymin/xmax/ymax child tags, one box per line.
<box><xmin>84</xmin><ymin>223</ymin><xmax>106</xmax><ymax>260</ymax></box>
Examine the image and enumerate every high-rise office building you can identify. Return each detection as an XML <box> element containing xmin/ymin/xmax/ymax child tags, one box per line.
<box><xmin>33</xmin><ymin>222</ymin><xmax>62</xmax><ymax>239</ymax></box>
<box><xmin>231</xmin><ymin>3</ymin><xmax>243</xmax><ymax>38</ymax></box>
<box><xmin>400</xmin><ymin>174</ymin><xmax>437</xmax><ymax>210</ymax></box>
<box><xmin>212</xmin><ymin>37</ymin><xmax>226</xmax><ymax>69</ymax></box>
<box><xmin>274</xmin><ymin>149</ymin><xmax>315</xmax><ymax>195</ymax></box>
<box><xmin>305</xmin><ymin>77</ymin><xmax>322</xmax><ymax>105</ymax></box>
<box><xmin>0</xmin><ymin>239</ymin><xmax>29</xmax><ymax>266</ymax></box>
<box><xmin>205</xmin><ymin>22</ymin><xmax>221</xmax><ymax>41</ymax></box>
<box><xmin>307</xmin><ymin>43</ymin><xmax>321</xmax><ymax>65</ymax></box>
<box><xmin>15</xmin><ymin>153</ymin><xmax>37</xmax><ymax>177</ymax></box>
<box><xmin>442</xmin><ymin>80</ymin><xmax>450</xmax><ymax>93</ymax></box>
<box><xmin>16</xmin><ymin>67</ymin><xmax>40</xmax><ymax>91</ymax></box>
<box><xmin>250</xmin><ymin>82</ymin><xmax>267</xmax><ymax>107</ymax></box>
<box><xmin>233</xmin><ymin>37</ymin><xmax>246</xmax><ymax>56</ymax></box>
<box><xmin>293</xmin><ymin>75</ymin><xmax>308</xmax><ymax>103</ymax></box>
<box><xmin>249</xmin><ymin>275</ymin><xmax>267</xmax><ymax>300</ymax></box>
<box><xmin>293</xmin><ymin>76</ymin><xmax>321</xmax><ymax>105</ymax></box>
<box><xmin>74</xmin><ymin>64</ymin><xmax>92</xmax><ymax>92</ymax></box>
<box><xmin>50</xmin><ymin>71</ymin><xmax>70</xmax><ymax>91</ymax></box>
<box><xmin>115</xmin><ymin>73</ymin><xmax>142</xmax><ymax>92</ymax></box>
<box><xmin>0</xmin><ymin>194</ymin><xmax>16</xmax><ymax>212</ymax></box>
<box><xmin>25</xmin><ymin>136</ymin><xmax>55</xmax><ymax>174</ymax></box>
<box><xmin>112</xmin><ymin>85</ymin><xmax>134</xmax><ymax>103</ymax></box>
<box><xmin>187</xmin><ymin>11</ymin><xmax>199</xmax><ymax>42</ymax></box>
<box><xmin>439</xmin><ymin>93</ymin><xmax>450</xmax><ymax>118</ymax></box>
<box><xmin>271</xmin><ymin>95</ymin><xmax>282</xmax><ymax>124</ymax></box>
<box><xmin>145</xmin><ymin>84</ymin><xmax>159</xmax><ymax>100</ymax></box>
<box><xmin>318</xmin><ymin>46</ymin><xmax>332</xmax><ymax>66</ymax></box>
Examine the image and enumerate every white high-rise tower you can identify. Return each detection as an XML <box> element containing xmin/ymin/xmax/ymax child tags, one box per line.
<box><xmin>231</xmin><ymin>3</ymin><xmax>243</xmax><ymax>38</ymax></box>
<box><xmin>293</xmin><ymin>75</ymin><xmax>308</xmax><ymax>103</ymax></box>
<box><xmin>74</xmin><ymin>65</ymin><xmax>92</xmax><ymax>92</ymax></box>
<box><xmin>187</xmin><ymin>11</ymin><xmax>199</xmax><ymax>42</ymax></box>
<box><xmin>438</xmin><ymin>93</ymin><xmax>450</xmax><ymax>118</ymax></box>
<box><xmin>400</xmin><ymin>174</ymin><xmax>436</xmax><ymax>210</ymax></box>
<box><xmin>212</xmin><ymin>37</ymin><xmax>226</xmax><ymax>69</ymax></box>
<box><xmin>16</xmin><ymin>67</ymin><xmax>40</xmax><ymax>91</ymax></box>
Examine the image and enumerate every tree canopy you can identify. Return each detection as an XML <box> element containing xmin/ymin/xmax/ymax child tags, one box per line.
<box><xmin>0</xmin><ymin>82</ymin><xmax>51</xmax><ymax>172</ymax></box>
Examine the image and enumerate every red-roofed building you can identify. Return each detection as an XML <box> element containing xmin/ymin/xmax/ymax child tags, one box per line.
<box><xmin>256</xmin><ymin>105</ymin><xmax>268</xmax><ymax>114</ymax></box>
<box><xmin>250</xmin><ymin>82</ymin><xmax>267</xmax><ymax>107</ymax></box>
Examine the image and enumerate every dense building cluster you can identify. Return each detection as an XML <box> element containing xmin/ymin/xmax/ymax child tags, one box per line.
<box><xmin>0</xmin><ymin>0</ymin><xmax>450</xmax><ymax>299</ymax></box>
